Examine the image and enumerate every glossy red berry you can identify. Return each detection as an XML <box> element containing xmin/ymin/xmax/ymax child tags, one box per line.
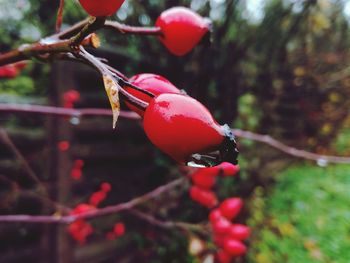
<box><xmin>209</xmin><ymin>208</ymin><xmax>223</xmax><ymax>223</ymax></box>
<box><xmin>143</xmin><ymin>93</ymin><xmax>224</xmax><ymax>163</ymax></box>
<box><xmin>156</xmin><ymin>7</ymin><xmax>211</xmax><ymax>56</ymax></box>
<box><xmin>212</xmin><ymin>217</ymin><xmax>231</xmax><ymax>235</ymax></box>
<box><xmin>218</xmin><ymin>162</ymin><xmax>240</xmax><ymax>177</ymax></box>
<box><xmin>219</xmin><ymin>198</ymin><xmax>243</xmax><ymax>221</ymax></box>
<box><xmin>223</xmin><ymin>239</ymin><xmax>247</xmax><ymax>257</ymax></box>
<box><xmin>191</xmin><ymin>168</ymin><xmax>218</xmax><ymax>189</ymax></box>
<box><xmin>79</xmin><ymin>0</ymin><xmax>125</xmax><ymax>17</ymax></box>
<box><xmin>190</xmin><ymin>186</ymin><xmax>218</xmax><ymax>208</ymax></box>
<box><xmin>216</xmin><ymin>249</ymin><xmax>232</xmax><ymax>263</ymax></box>
<box><xmin>228</xmin><ymin>224</ymin><xmax>250</xmax><ymax>240</ymax></box>
<box><xmin>125</xmin><ymin>73</ymin><xmax>181</xmax><ymax>116</ymax></box>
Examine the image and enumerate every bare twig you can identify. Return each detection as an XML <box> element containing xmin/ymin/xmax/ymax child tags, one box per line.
<box><xmin>0</xmin><ymin>178</ymin><xmax>186</xmax><ymax>224</ymax></box>
<box><xmin>20</xmin><ymin>191</ymin><xmax>71</xmax><ymax>214</ymax></box>
<box><xmin>0</xmin><ymin>128</ymin><xmax>46</xmax><ymax>191</ymax></box>
<box><xmin>0</xmin><ymin>39</ymin><xmax>72</xmax><ymax>66</ymax></box>
<box><xmin>104</xmin><ymin>21</ymin><xmax>162</xmax><ymax>36</ymax></box>
<box><xmin>233</xmin><ymin>129</ymin><xmax>350</xmax><ymax>164</ymax></box>
<box><xmin>0</xmin><ymin>17</ymin><xmax>104</xmax><ymax>67</ymax></box>
<box><xmin>129</xmin><ymin>209</ymin><xmax>207</xmax><ymax>234</ymax></box>
<box><xmin>0</xmin><ymin>103</ymin><xmax>140</xmax><ymax>119</ymax></box>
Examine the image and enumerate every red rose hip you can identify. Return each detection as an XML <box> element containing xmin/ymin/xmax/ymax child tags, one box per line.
<box><xmin>228</xmin><ymin>224</ymin><xmax>250</xmax><ymax>240</ymax></box>
<box><xmin>218</xmin><ymin>162</ymin><xmax>240</xmax><ymax>177</ymax></box>
<box><xmin>189</xmin><ymin>186</ymin><xmax>218</xmax><ymax>208</ymax></box>
<box><xmin>124</xmin><ymin>73</ymin><xmax>181</xmax><ymax>116</ymax></box>
<box><xmin>223</xmin><ymin>239</ymin><xmax>247</xmax><ymax>257</ymax></box>
<box><xmin>219</xmin><ymin>198</ymin><xmax>243</xmax><ymax>221</ymax></box>
<box><xmin>143</xmin><ymin>93</ymin><xmax>225</xmax><ymax>163</ymax></box>
<box><xmin>191</xmin><ymin>168</ymin><xmax>218</xmax><ymax>189</ymax></box>
<box><xmin>156</xmin><ymin>7</ymin><xmax>211</xmax><ymax>56</ymax></box>
<box><xmin>212</xmin><ymin>217</ymin><xmax>231</xmax><ymax>235</ymax></box>
<box><xmin>79</xmin><ymin>0</ymin><xmax>125</xmax><ymax>17</ymax></box>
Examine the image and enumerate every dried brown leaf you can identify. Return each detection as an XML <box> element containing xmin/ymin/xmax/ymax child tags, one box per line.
<box><xmin>103</xmin><ymin>75</ymin><xmax>120</xmax><ymax>129</ymax></box>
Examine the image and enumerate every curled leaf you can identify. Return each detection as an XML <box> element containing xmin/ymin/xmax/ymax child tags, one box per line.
<box><xmin>103</xmin><ymin>75</ymin><xmax>120</xmax><ymax>129</ymax></box>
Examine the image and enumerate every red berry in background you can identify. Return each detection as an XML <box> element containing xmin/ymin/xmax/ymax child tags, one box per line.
<box><xmin>13</xmin><ymin>61</ymin><xmax>27</xmax><ymax>70</ymax></box>
<box><xmin>68</xmin><ymin>203</ymin><xmax>95</xmax><ymax>244</ymax></box>
<box><xmin>58</xmin><ymin>140</ymin><xmax>70</xmax><ymax>152</ymax></box>
<box><xmin>191</xmin><ymin>168</ymin><xmax>217</xmax><ymax>189</ymax></box>
<box><xmin>71</xmin><ymin>203</ymin><xmax>95</xmax><ymax>215</ymax></box>
<box><xmin>228</xmin><ymin>224</ymin><xmax>250</xmax><ymax>240</ymax></box>
<box><xmin>216</xmin><ymin>249</ymin><xmax>232</xmax><ymax>263</ymax></box>
<box><xmin>101</xmin><ymin>182</ymin><xmax>112</xmax><ymax>193</ymax></box>
<box><xmin>89</xmin><ymin>191</ymin><xmax>107</xmax><ymax>207</ymax></box>
<box><xmin>113</xmin><ymin>223</ymin><xmax>125</xmax><ymax>237</ymax></box>
<box><xmin>68</xmin><ymin>220</ymin><xmax>94</xmax><ymax>244</ymax></box>
<box><xmin>218</xmin><ymin>162</ymin><xmax>240</xmax><ymax>177</ymax></box>
<box><xmin>71</xmin><ymin>168</ymin><xmax>82</xmax><ymax>180</ymax></box>
<box><xmin>209</xmin><ymin>208</ymin><xmax>223</xmax><ymax>223</ymax></box>
<box><xmin>213</xmin><ymin>233</ymin><xmax>226</xmax><ymax>247</ymax></box>
<box><xmin>63</xmin><ymin>89</ymin><xmax>80</xmax><ymax>108</ymax></box>
<box><xmin>75</xmin><ymin>159</ymin><xmax>84</xmax><ymax>168</ymax></box>
<box><xmin>0</xmin><ymin>65</ymin><xmax>18</xmax><ymax>78</ymax></box>
<box><xmin>78</xmin><ymin>0</ymin><xmax>125</xmax><ymax>17</ymax></box>
<box><xmin>219</xmin><ymin>198</ymin><xmax>243</xmax><ymax>221</ymax></box>
<box><xmin>143</xmin><ymin>93</ymin><xmax>225</xmax><ymax>164</ymax></box>
<box><xmin>124</xmin><ymin>73</ymin><xmax>181</xmax><ymax>116</ymax></box>
<box><xmin>212</xmin><ymin>217</ymin><xmax>231</xmax><ymax>235</ymax></box>
<box><xmin>223</xmin><ymin>239</ymin><xmax>247</xmax><ymax>257</ymax></box>
<box><xmin>190</xmin><ymin>186</ymin><xmax>218</xmax><ymax>208</ymax></box>
<box><xmin>156</xmin><ymin>7</ymin><xmax>211</xmax><ymax>56</ymax></box>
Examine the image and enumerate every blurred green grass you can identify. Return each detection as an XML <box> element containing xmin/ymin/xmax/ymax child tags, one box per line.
<box><xmin>247</xmin><ymin>164</ymin><xmax>350</xmax><ymax>263</ymax></box>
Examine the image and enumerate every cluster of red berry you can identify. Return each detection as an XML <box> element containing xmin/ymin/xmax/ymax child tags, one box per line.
<box><xmin>189</xmin><ymin>163</ymin><xmax>249</xmax><ymax>262</ymax></box>
<box><xmin>89</xmin><ymin>182</ymin><xmax>111</xmax><ymax>207</ymax></box>
<box><xmin>68</xmin><ymin>181</ymin><xmax>125</xmax><ymax>244</ymax></box>
<box><xmin>68</xmin><ymin>203</ymin><xmax>95</xmax><ymax>244</ymax></box>
<box><xmin>0</xmin><ymin>62</ymin><xmax>26</xmax><ymax>79</ymax></box>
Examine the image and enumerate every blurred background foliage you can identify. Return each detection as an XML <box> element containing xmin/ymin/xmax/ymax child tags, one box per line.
<box><xmin>1</xmin><ymin>0</ymin><xmax>350</xmax><ymax>262</ymax></box>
